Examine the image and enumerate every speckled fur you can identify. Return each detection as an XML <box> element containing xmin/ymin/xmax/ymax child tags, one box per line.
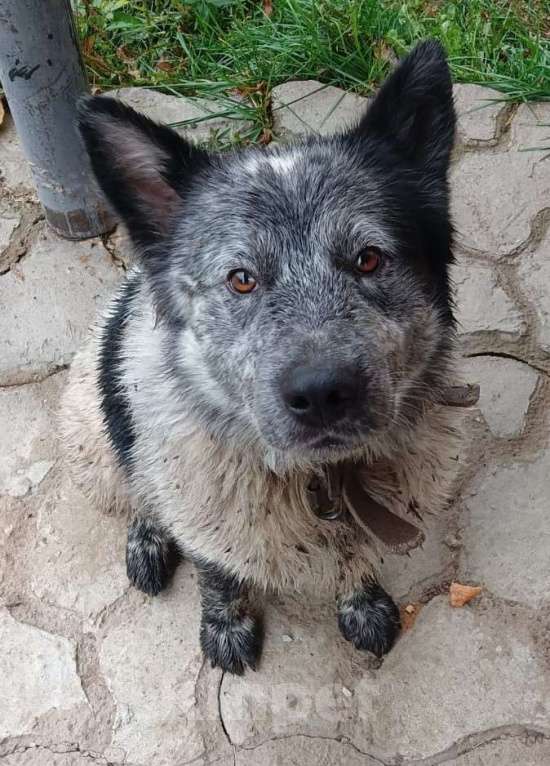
<box><xmin>61</xmin><ymin>41</ymin><xmax>461</xmax><ymax>670</ymax></box>
<box><xmin>62</xmin><ymin>275</ymin><xmax>461</xmax><ymax>596</ymax></box>
<box><xmin>60</xmin><ymin>322</ymin><xmax>130</xmax><ymax>516</ymax></box>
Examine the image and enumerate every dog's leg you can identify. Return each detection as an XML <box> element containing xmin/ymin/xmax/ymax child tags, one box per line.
<box><xmin>337</xmin><ymin>579</ymin><xmax>400</xmax><ymax>658</ymax></box>
<box><xmin>197</xmin><ymin>561</ymin><xmax>263</xmax><ymax>675</ymax></box>
<box><xmin>126</xmin><ymin>513</ymin><xmax>180</xmax><ymax>596</ymax></box>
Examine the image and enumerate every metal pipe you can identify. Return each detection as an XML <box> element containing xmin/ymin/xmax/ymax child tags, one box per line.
<box><xmin>0</xmin><ymin>0</ymin><xmax>114</xmax><ymax>239</ymax></box>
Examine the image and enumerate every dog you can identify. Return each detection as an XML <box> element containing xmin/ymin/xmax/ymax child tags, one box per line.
<box><xmin>61</xmin><ymin>40</ymin><xmax>460</xmax><ymax>675</ymax></box>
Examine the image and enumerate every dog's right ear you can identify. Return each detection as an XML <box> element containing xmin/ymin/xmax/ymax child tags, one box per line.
<box><xmin>78</xmin><ymin>96</ymin><xmax>209</xmax><ymax>250</ymax></box>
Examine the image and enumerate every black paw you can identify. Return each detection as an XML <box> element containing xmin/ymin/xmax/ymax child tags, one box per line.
<box><xmin>126</xmin><ymin>516</ymin><xmax>180</xmax><ymax>596</ymax></box>
<box><xmin>200</xmin><ymin>604</ymin><xmax>263</xmax><ymax>675</ymax></box>
<box><xmin>337</xmin><ymin>582</ymin><xmax>400</xmax><ymax>657</ymax></box>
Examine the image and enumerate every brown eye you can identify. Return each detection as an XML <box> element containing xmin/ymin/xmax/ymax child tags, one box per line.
<box><xmin>356</xmin><ymin>247</ymin><xmax>382</xmax><ymax>274</ymax></box>
<box><xmin>227</xmin><ymin>269</ymin><xmax>257</xmax><ymax>294</ymax></box>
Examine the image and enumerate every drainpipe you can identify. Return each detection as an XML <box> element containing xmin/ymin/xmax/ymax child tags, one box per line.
<box><xmin>0</xmin><ymin>0</ymin><xmax>114</xmax><ymax>239</ymax></box>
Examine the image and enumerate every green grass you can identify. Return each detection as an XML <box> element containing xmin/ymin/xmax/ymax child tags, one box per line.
<box><xmin>74</xmin><ymin>0</ymin><xmax>550</xmax><ymax>143</ymax></box>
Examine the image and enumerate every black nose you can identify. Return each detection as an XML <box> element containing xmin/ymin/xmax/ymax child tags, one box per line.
<box><xmin>281</xmin><ymin>364</ymin><xmax>360</xmax><ymax>427</ymax></box>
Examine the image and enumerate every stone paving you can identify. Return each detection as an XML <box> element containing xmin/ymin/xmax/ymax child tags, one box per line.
<box><xmin>1</xmin><ymin>83</ymin><xmax>550</xmax><ymax>765</ymax></box>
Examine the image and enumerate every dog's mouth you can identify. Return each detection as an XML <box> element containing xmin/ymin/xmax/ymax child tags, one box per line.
<box><xmin>286</xmin><ymin>428</ymin><xmax>371</xmax><ymax>460</ymax></box>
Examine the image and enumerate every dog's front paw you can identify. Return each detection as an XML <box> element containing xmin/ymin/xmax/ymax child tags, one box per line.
<box><xmin>200</xmin><ymin>603</ymin><xmax>263</xmax><ymax>675</ymax></box>
<box><xmin>337</xmin><ymin>581</ymin><xmax>400</xmax><ymax>657</ymax></box>
<box><xmin>126</xmin><ymin>516</ymin><xmax>179</xmax><ymax>596</ymax></box>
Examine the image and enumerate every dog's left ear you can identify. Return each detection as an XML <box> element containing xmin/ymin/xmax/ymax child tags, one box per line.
<box><xmin>356</xmin><ymin>40</ymin><xmax>455</xmax><ymax>176</ymax></box>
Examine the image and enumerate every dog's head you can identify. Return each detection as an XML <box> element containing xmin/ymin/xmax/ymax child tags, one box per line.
<box><xmin>79</xmin><ymin>41</ymin><xmax>456</xmax><ymax>469</ymax></box>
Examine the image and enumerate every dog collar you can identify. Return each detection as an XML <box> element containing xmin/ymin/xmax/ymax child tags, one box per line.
<box><xmin>305</xmin><ymin>383</ymin><xmax>480</xmax><ymax>554</ymax></box>
<box><xmin>306</xmin><ymin>462</ymin><xmax>424</xmax><ymax>554</ymax></box>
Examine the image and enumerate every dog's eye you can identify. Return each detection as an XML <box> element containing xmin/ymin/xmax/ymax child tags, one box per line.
<box><xmin>227</xmin><ymin>269</ymin><xmax>258</xmax><ymax>294</ymax></box>
<box><xmin>355</xmin><ymin>247</ymin><xmax>382</xmax><ymax>274</ymax></box>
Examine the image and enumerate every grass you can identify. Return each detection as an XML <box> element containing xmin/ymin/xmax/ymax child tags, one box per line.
<box><xmin>74</xmin><ymin>0</ymin><xmax>550</xmax><ymax>143</ymax></box>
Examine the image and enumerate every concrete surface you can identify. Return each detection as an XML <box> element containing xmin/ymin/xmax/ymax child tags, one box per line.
<box><xmin>1</xmin><ymin>83</ymin><xmax>550</xmax><ymax>765</ymax></box>
<box><xmin>110</xmin><ymin>88</ymin><xmax>253</xmax><ymax>144</ymax></box>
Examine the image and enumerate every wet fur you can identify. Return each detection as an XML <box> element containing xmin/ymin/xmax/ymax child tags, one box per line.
<box><xmin>60</xmin><ymin>41</ymin><xmax>460</xmax><ymax>672</ymax></box>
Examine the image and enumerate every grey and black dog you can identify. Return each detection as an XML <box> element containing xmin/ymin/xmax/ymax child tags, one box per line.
<box><xmin>62</xmin><ymin>40</ymin><xmax>460</xmax><ymax>674</ymax></box>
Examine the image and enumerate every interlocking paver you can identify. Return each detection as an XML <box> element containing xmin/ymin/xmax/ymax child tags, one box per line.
<box><xmin>27</xmin><ymin>469</ymin><xmax>128</xmax><ymax>619</ymax></box>
<box><xmin>1</xmin><ymin>754</ymin><xmax>110</xmax><ymax>766</ymax></box>
<box><xmin>462</xmin><ymin>446</ymin><xmax>550</xmax><ymax>609</ymax></box>
<box><xmin>2</xmin><ymin>84</ymin><xmax>550</xmax><ymax>764</ymax></box>
<box><xmin>453</xmin><ymin>83</ymin><xmax>510</xmax><ymax>145</ymax></box>
<box><xmin>222</xmin><ymin>596</ymin><xmax>550</xmax><ymax>759</ymax></box>
<box><xmin>453</xmin><ymin>259</ymin><xmax>525</xmax><ymax>337</ymax></box>
<box><xmin>0</xmin><ymin>609</ymin><xmax>86</xmax><ymax>739</ymax></box>
<box><xmin>450</xmin><ymin>738</ymin><xmax>550</xmax><ymax>766</ymax></box>
<box><xmin>98</xmin><ymin>569</ymin><xmax>209</xmax><ymax>766</ymax></box>
<box><xmin>0</xmin><ymin>225</ymin><xmax>122</xmax><ymax>386</ymax></box>
<box><xmin>451</xmin><ymin>102</ymin><xmax>550</xmax><ymax>256</ymax></box>
<box><xmin>0</xmin><ymin>202</ymin><xmax>20</xmax><ymax>255</ymax></box>
<box><xmin>518</xmin><ymin>227</ymin><xmax>550</xmax><ymax>354</ymax></box>
<box><xmin>272</xmin><ymin>80</ymin><xmax>369</xmax><ymax>136</ymax></box>
<box><xmin>111</xmin><ymin>87</ymin><xmax>253</xmax><ymax>142</ymax></box>
<box><xmin>460</xmin><ymin>356</ymin><xmax>539</xmax><ymax>438</ymax></box>
<box><xmin>0</xmin><ymin>374</ymin><xmax>61</xmax><ymax>498</ymax></box>
<box><xmin>236</xmin><ymin>737</ymin><xmax>379</xmax><ymax>765</ymax></box>
<box><xmin>0</xmin><ymin>114</ymin><xmax>35</xmax><ymax>195</ymax></box>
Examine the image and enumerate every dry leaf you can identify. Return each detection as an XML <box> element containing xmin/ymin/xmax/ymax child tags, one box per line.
<box><xmin>259</xmin><ymin>127</ymin><xmax>273</xmax><ymax>145</ymax></box>
<box><xmin>157</xmin><ymin>58</ymin><xmax>175</xmax><ymax>73</ymax></box>
<box><xmin>0</xmin><ymin>99</ymin><xmax>4</xmax><ymax>128</ymax></box>
<box><xmin>449</xmin><ymin>582</ymin><xmax>482</xmax><ymax>608</ymax></box>
<box><xmin>263</xmin><ymin>0</ymin><xmax>273</xmax><ymax>16</ymax></box>
<box><xmin>233</xmin><ymin>81</ymin><xmax>267</xmax><ymax>98</ymax></box>
<box><xmin>116</xmin><ymin>45</ymin><xmax>140</xmax><ymax>79</ymax></box>
<box><xmin>374</xmin><ymin>41</ymin><xmax>398</xmax><ymax>67</ymax></box>
<box><xmin>83</xmin><ymin>51</ymin><xmax>111</xmax><ymax>75</ymax></box>
<box><xmin>400</xmin><ymin>602</ymin><xmax>422</xmax><ymax>631</ymax></box>
<box><xmin>82</xmin><ymin>34</ymin><xmax>96</xmax><ymax>56</ymax></box>
<box><xmin>116</xmin><ymin>45</ymin><xmax>133</xmax><ymax>64</ymax></box>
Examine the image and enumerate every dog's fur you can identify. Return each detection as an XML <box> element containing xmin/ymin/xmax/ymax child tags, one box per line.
<box><xmin>61</xmin><ymin>41</ymin><xmax>460</xmax><ymax>674</ymax></box>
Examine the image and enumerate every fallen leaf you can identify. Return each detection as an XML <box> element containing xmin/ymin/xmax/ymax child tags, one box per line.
<box><xmin>157</xmin><ymin>58</ymin><xmax>175</xmax><ymax>73</ymax></box>
<box><xmin>81</xmin><ymin>34</ymin><xmax>96</xmax><ymax>56</ymax></box>
<box><xmin>449</xmin><ymin>582</ymin><xmax>482</xmax><ymax>608</ymax></box>
<box><xmin>232</xmin><ymin>81</ymin><xmax>267</xmax><ymax>98</ymax></box>
<box><xmin>0</xmin><ymin>99</ymin><xmax>4</xmax><ymax>128</ymax></box>
<box><xmin>263</xmin><ymin>0</ymin><xmax>273</xmax><ymax>16</ymax></box>
<box><xmin>116</xmin><ymin>45</ymin><xmax>140</xmax><ymax>79</ymax></box>
<box><xmin>82</xmin><ymin>52</ymin><xmax>111</xmax><ymax>75</ymax></box>
<box><xmin>374</xmin><ymin>40</ymin><xmax>398</xmax><ymax>68</ymax></box>
<box><xmin>259</xmin><ymin>127</ymin><xmax>273</xmax><ymax>145</ymax></box>
<box><xmin>400</xmin><ymin>602</ymin><xmax>422</xmax><ymax>630</ymax></box>
<box><xmin>116</xmin><ymin>45</ymin><xmax>133</xmax><ymax>64</ymax></box>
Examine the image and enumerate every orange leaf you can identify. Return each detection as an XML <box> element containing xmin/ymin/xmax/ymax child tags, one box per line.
<box><xmin>449</xmin><ymin>582</ymin><xmax>482</xmax><ymax>608</ymax></box>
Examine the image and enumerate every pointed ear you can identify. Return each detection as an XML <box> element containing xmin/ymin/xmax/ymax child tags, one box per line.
<box><xmin>77</xmin><ymin>96</ymin><xmax>209</xmax><ymax>249</ymax></box>
<box><xmin>356</xmin><ymin>40</ymin><xmax>455</xmax><ymax>175</ymax></box>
